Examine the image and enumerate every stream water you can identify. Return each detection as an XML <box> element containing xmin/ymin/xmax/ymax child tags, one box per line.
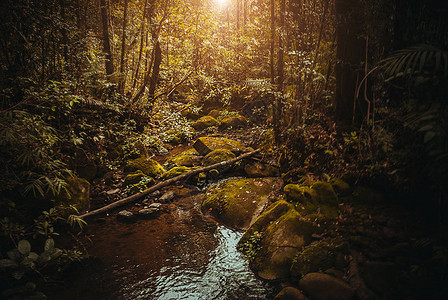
<box><xmin>49</xmin><ymin>187</ymin><xmax>275</xmax><ymax>299</ymax></box>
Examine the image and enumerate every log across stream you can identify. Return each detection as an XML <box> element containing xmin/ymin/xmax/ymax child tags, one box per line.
<box><xmin>47</xmin><ymin>185</ymin><xmax>275</xmax><ymax>299</ymax></box>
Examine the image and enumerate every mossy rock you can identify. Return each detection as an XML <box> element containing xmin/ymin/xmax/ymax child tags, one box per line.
<box><xmin>193</xmin><ymin>136</ymin><xmax>248</xmax><ymax>156</ymax></box>
<box><xmin>299</xmin><ymin>273</ymin><xmax>354</xmax><ymax>300</ymax></box>
<box><xmin>162</xmin><ymin>129</ymin><xmax>189</xmax><ymax>145</ymax></box>
<box><xmin>55</xmin><ymin>177</ymin><xmax>90</xmax><ymax>216</ymax></box>
<box><xmin>164</xmin><ymin>148</ymin><xmax>202</xmax><ymax>168</ymax></box>
<box><xmin>311</xmin><ymin>181</ymin><xmax>338</xmax><ymax>205</ymax></box>
<box><xmin>284</xmin><ymin>182</ymin><xmax>339</xmax><ymax>220</ymax></box>
<box><xmin>202</xmin><ymin>177</ymin><xmax>284</xmax><ymax>230</ymax></box>
<box><xmin>202</xmin><ymin>149</ymin><xmax>236</xmax><ymax>166</ymax></box>
<box><xmin>191</xmin><ymin>116</ymin><xmax>220</xmax><ymax>130</ymax></box>
<box><xmin>244</xmin><ymin>161</ymin><xmax>279</xmax><ymax>177</ymax></box>
<box><xmin>274</xmin><ymin>287</ymin><xmax>307</xmax><ymax>300</ymax></box>
<box><xmin>284</xmin><ymin>184</ymin><xmax>318</xmax><ymax>202</ymax></box>
<box><xmin>126</xmin><ymin>156</ymin><xmax>165</xmax><ymax>178</ymax></box>
<box><xmin>208</xmin><ymin>109</ymin><xmax>220</xmax><ymax>119</ymax></box>
<box><xmin>329</xmin><ymin>178</ymin><xmax>351</xmax><ymax>196</ymax></box>
<box><xmin>290</xmin><ymin>239</ymin><xmax>347</xmax><ymax>278</ymax></box>
<box><xmin>123</xmin><ymin>170</ymin><xmax>147</xmax><ymax>187</ymax></box>
<box><xmin>181</xmin><ymin>108</ymin><xmax>202</xmax><ymax>120</ymax></box>
<box><xmin>219</xmin><ymin>115</ymin><xmax>247</xmax><ymax>129</ymax></box>
<box><xmin>249</xmin><ymin>208</ymin><xmax>319</xmax><ymax>280</ymax></box>
<box><xmin>161</xmin><ymin>166</ymin><xmax>192</xmax><ymax>180</ymax></box>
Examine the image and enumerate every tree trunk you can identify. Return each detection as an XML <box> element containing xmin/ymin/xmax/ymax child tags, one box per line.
<box><xmin>277</xmin><ymin>0</ymin><xmax>285</xmax><ymax>90</ymax></box>
<box><xmin>148</xmin><ymin>40</ymin><xmax>162</xmax><ymax>102</ymax></box>
<box><xmin>100</xmin><ymin>0</ymin><xmax>114</xmax><ymax>75</ymax></box>
<box><xmin>334</xmin><ymin>0</ymin><xmax>365</xmax><ymax>125</ymax></box>
<box><xmin>119</xmin><ymin>0</ymin><xmax>129</xmax><ymax>92</ymax></box>
<box><xmin>270</xmin><ymin>0</ymin><xmax>275</xmax><ymax>84</ymax></box>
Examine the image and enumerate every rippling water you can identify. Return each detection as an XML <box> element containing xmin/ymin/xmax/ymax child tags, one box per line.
<box><xmin>49</xmin><ymin>189</ymin><xmax>274</xmax><ymax>299</ymax></box>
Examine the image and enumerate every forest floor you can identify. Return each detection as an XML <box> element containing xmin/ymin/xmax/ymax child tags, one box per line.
<box><xmin>52</xmin><ymin>99</ymin><xmax>448</xmax><ymax>300</ymax></box>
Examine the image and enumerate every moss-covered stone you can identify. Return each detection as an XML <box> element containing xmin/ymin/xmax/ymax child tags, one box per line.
<box><xmin>202</xmin><ymin>149</ymin><xmax>236</xmax><ymax>166</ymax></box>
<box><xmin>181</xmin><ymin>108</ymin><xmax>201</xmax><ymax>120</ymax></box>
<box><xmin>164</xmin><ymin>148</ymin><xmax>202</xmax><ymax>168</ymax></box>
<box><xmin>123</xmin><ymin>170</ymin><xmax>147</xmax><ymax>187</ymax></box>
<box><xmin>191</xmin><ymin>116</ymin><xmax>220</xmax><ymax>130</ymax></box>
<box><xmin>202</xmin><ymin>177</ymin><xmax>283</xmax><ymax>230</ymax></box>
<box><xmin>284</xmin><ymin>184</ymin><xmax>318</xmax><ymax>202</ymax></box>
<box><xmin>162</xmin><ymin>128</ymin><xmax>189</xmax><ymax>145</ymax></box>
<box><xmin>193</xmin><ymin>136</ymin><xmax>247</xmax><ymax>156</ymax></box>
<box><xmin>126</xmin><ymin>156</ymin><xmax>165</xmax><ymax>178</ymax></box>
<box><xmin>244</xmin><ymin>161</ymin><xmax>278</xmax><ymax>177</ymax></box>
<box><xmin>284</xmin><ymin>182</ymin><xmax>339</xmax><ymax>221</ymax></box>
<box><xmin>311</xmin><ymin>181</ymin><xmax>338</xmax><ymax>205</ymax></box>
<box><xmin>299</xmin><ymin>273</ymin><xmax>354</xmax><ymax>300</ymax></box>
<box><xmin>219</xmin><ymin>115</ymin><xmax>247</xmax><ymax>129</ymax></box>
<box><xmin>249</xmin><ymin>208</ymin><xmax>319</xmax><ymax>280</ymax></box>
<box><xmin>55</xmin><ymin>177</ymin><xmax>90</xmax><ymax>216</ymax></box>
<box><xmin>330</xmin><ymin>178</ymin><xmax>351</xmax><ymax>196</ymax></box>
<box><xmin>274</xmin><ymin>287</ymin><xmax>307</xmax><ymax>300</ymax></box>
<box><xmin>290</xmin><ymin>240</ymin><xmax>347</xmax><ymax>278</ymax></box>
<box><xmin>161</xmin><ymin>166</ymin><xmax>192</xmax><ymax>179</ymax></box>
<box><xmin>208</xmin><ymin>109</ymin><xmax>220</xmax><ymax>119</ymax></box>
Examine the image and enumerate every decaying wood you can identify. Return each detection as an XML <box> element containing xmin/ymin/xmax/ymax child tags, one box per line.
<box><xmin>78</xmin><ymin>149</ymin><xmax>260</xmax><ymax>219</ymax></box>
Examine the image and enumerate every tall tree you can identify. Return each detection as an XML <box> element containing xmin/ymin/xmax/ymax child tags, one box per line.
<box><xmin>100</xmin><ymin>0</ymin><xmax>115</xmax><ymax>75</ymax></box>
<box><xmin>270</xmin><ymin>0</ymin><xmax>275</xmax><ymax>84</ymax></box>
<box><xmin>119</xmin><ymin>0</ymin><xmax>129</xmax><ymax>91</ymax></box>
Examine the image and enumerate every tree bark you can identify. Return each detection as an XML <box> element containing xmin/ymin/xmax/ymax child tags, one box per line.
<box><xmin>148</xmin><ymin>40</ymin><xmax>162</xmax><ymax>101</ymax></box>
<box><xmin>277</xmin><ymin>0</ymin><xmax>285</xmax><ymax>90</ymax></box>
<box><xmin>334</xmin><ymin>0</ymin><xmax>365</xmax><ymax>125</ymax></box>
<box><xmin>119</xmin><ymin>0</ymin><xmax>129</xmax><ymax>91</ymax></box>
<box><xmin>100</xmin><ymin>0</ymin><xmax>114</xmax><ymax>75</ymax></box>
<box><xmin>78</xmin><ymin>149</ymin><xmax>260</xmax><ymax>219</ymax></box>
<box><xmin>270</xmin><ymin>0</ymin><xmax>275</xmax><ymax>84</ymax></box>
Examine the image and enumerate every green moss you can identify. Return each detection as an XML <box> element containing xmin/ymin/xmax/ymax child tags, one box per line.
<box><xmin>193</xmin><ymin>136</ymin><xmax>247</xmax><ymax>155</ymax></box>
<box><xmin>126</xmin><ymin>156</ymin><xmax>165</xmax><ymax>178</ymax></box>
<box><xmin>219</xmin><ymin>115</ymin><xmax>247</xmax><ymax>129</ymax></box>
<box><xmin>290</xmin><ymin>240</ymin><xmax>346</xmax><ymax>278</ymax></box>
<box><xmin>191</xmin><ymin>116</ymin><xmax>220</xmax><ymax>130</ymax></box>
<box><xmin>208</xmin><ymin>109</ymin><xmax>220</xmax><ymax>119</ymax></box>
<box><xmin>164</xmin><ymin>148</ymin><xmax>201</xmax><ymax>168</ymax></box>
<box><xmin>202</xmin><ymin>177</ymin><xmax>283</xmax><ymax>230</ymax></box>
<box><xmin>123</xmin><ymin>170</ymin><xmax>147</xmax><ymax>187</ymax></box>
<box><xmin>244</xmin><ymin>161</ymin><xmax>278</xmax><ymax>177</ymax></box>
<box><xmin>250</xmin><ymin>208</ymin><xmax>318</xmax><ymax>280</ymax></box>
<box><xmin>162</xmin><ymin>129</ymin><xmax>189</xmax><ymax>145</ymax></box>
<box><xmin>329</xmin><ymin>178</ymin><xmax>351</xmax><ymax>196</ymax></box>
<box><xmin>161</xmin><ymin>166</ymin><xmax>192</xmax><ymax>179</ymax></box>
<box><xmin>284</xmin><ymin>184</ymin><xmax>317</xmax><ymax>202</ymax></box>
<box><xmin>311</xmin><ymin>181</ymin><xmax>338</xmax><ymax>205</ymax></box>
<box><xmin>202</xmin><ymin>149</ymin><xmax>236</xmax><ymax>166</ymax></box>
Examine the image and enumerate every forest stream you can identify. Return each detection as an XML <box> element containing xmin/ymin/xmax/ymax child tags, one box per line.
<box><xmin>47</xmin><ymin>177</ymin><xmax>276</xmax><ymax>299</ymax></box>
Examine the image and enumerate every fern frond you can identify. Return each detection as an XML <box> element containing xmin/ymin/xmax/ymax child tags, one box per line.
<box><xmin>380</xmin><ymin>44</ymin><xmax>448</xmax><ymax>81</ymax></box>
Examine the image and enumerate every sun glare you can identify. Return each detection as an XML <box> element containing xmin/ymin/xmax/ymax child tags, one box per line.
<box><xmin>215</xmin><ymin>0</ymin><xmax>228</xmax><ymax>8</ymax></box>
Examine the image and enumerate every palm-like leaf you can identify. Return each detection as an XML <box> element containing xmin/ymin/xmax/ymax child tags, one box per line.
<box><xmin>380</xmin><ymin>44</ymin><xmax>448</xmax><ymax>81</ymax></box>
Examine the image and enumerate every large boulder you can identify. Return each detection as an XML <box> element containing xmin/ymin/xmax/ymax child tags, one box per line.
<box><xmin>202</xmin><ymin>177</ymin><xmax>283</xmax><ymax>230</ymax></box>
<box><xmin>193</xmin><ymin>137</ymin><xmax>248</xmax><ymax>156</ymax></box>
<box><xmin>299</xmin><ymin>273</ymin><xmax>354</xmax><ymax>300</ymax></box>
<box><xmin>219</xmin><ymin>115</ymin><xmax>247</xmax><ymax>129</ymax></box>
<box><xmin>283</xmin><ymin>181</ymin><xmax>339</xmax><ymax>220</ymax></box>
<box><xmin>290</xmin><ymin>239</ymin><xmax>348</xmax><ymax>278</ymax></box>
<box><xmin>202</xmin><ymin>149</ymin><xmax>236</xmax><ymax>166</ymax></box>
<box><xmin>274</xmin><ymin>286</ymin><xmax>307</xmax><ymax>300</ymax></box>
<box><xmin>191</xmin><ymin>116</ymin><xmax>219</xmax><ymax>130</ymax></box>
<box><xmin>126</xmin><ymin>156</ymin><xmax>165</xmax><ymax>178</ymax></box>
<box><xmin>164</xmin><ymin>148</ymin><xmax>202</xmax><ymax>168</ymax></box>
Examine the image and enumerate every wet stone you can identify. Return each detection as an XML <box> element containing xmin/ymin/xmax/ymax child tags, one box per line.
<box><xmin>137</xmin><ymin>208</ymin><xmax>160</xmax><ymax>219</ymax></box>
<box><xmin>159</xmin><ymin>191</ymin><xmax>175</xmax><ymax>202</ymax></box>
<box><xmin>149</xmin><ymin>202</ymin><xmax>163</xmax><ymax>209</ymax></box>
<box><xmin>117</xmin><ymin>210</ymin><xmax>136</xmax><ymax>222</ymax></box>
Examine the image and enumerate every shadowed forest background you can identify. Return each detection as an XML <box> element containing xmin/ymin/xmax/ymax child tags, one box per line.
<box><xmin>0</xmin><ymin>0</ymin><xmax>447</xmax><ymax>299</ymax></box>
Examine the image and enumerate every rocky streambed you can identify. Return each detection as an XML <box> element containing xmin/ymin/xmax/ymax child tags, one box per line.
<box><xmin>51</xmin><ymin>133</ymin><xmax>447</xmax><ymax>300</ymax></box>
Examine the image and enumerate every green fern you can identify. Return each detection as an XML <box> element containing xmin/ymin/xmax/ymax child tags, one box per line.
<box><xmin>380</xmin><ymin>44</ymin><xmax>448</xmax><ymax>81</ymax></box>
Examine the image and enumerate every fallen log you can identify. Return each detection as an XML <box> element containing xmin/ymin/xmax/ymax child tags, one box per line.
<box><xmin>78</xmin><ymin>149</ymin><xmax>260</xmax><ymax>219</ymax></box>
